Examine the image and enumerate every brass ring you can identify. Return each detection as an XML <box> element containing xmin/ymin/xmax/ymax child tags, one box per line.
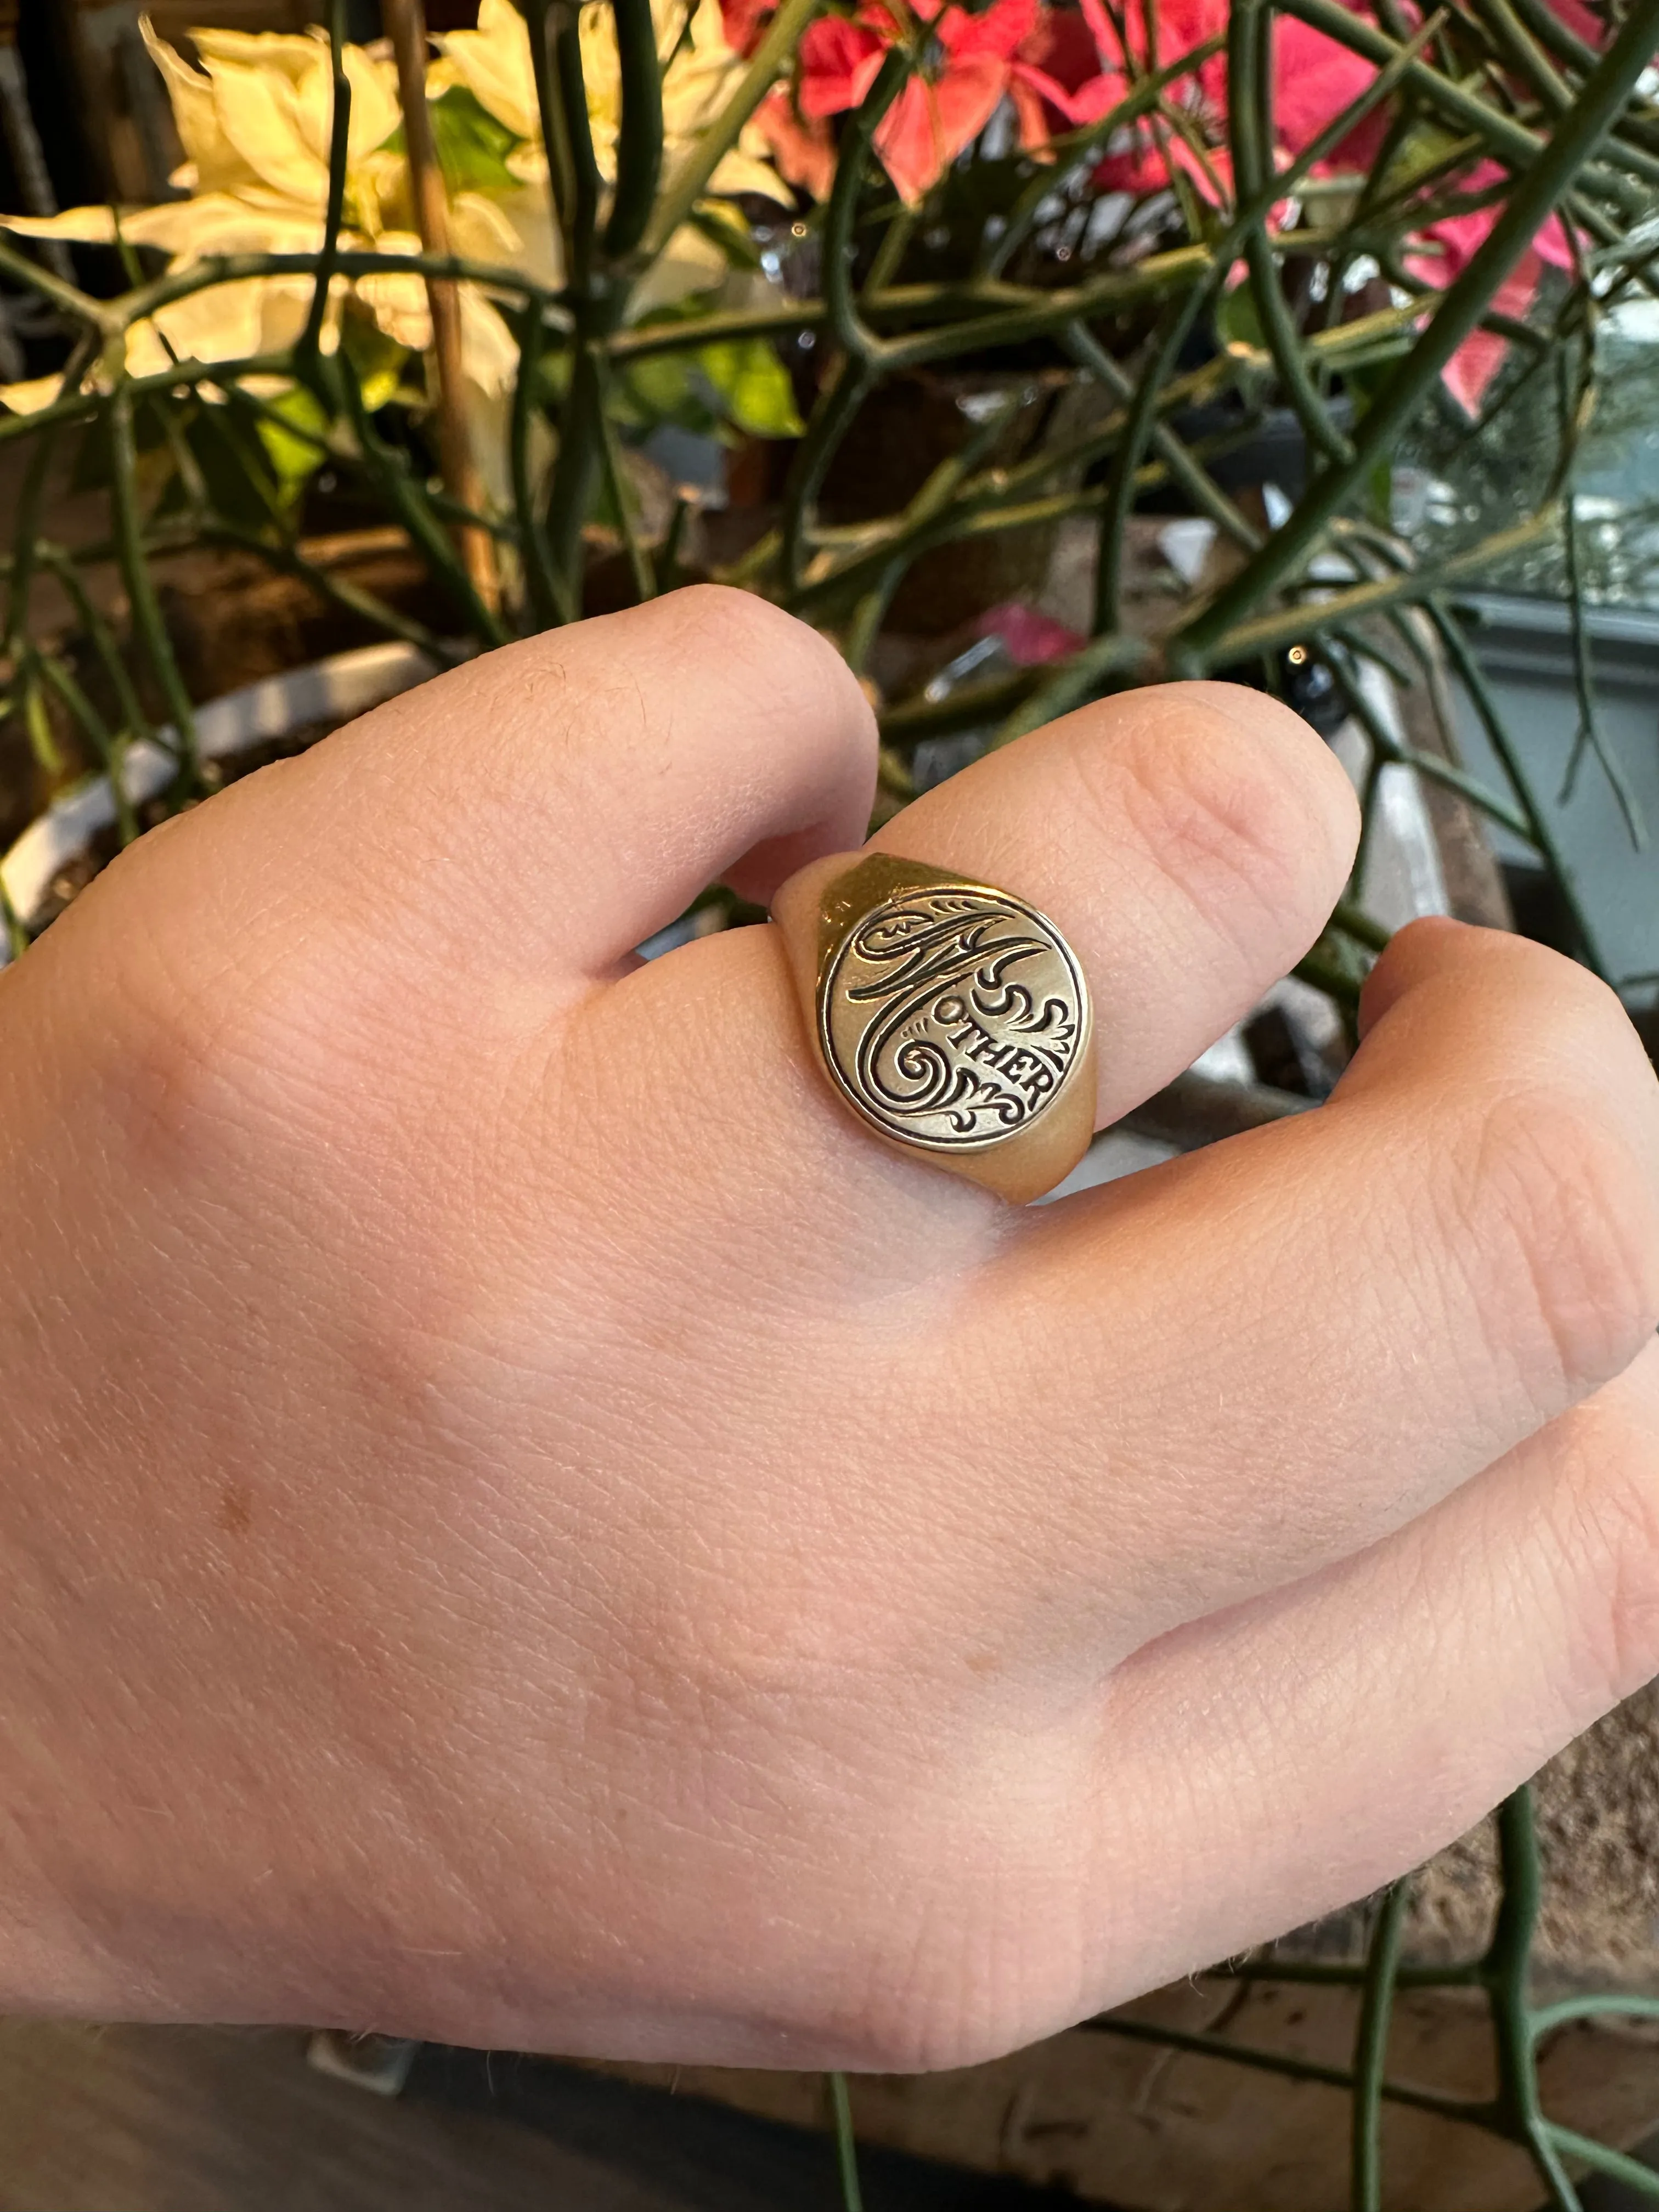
<box><xmin>772</xmin><ymin>852</ymin><xmax>1096</xmax><ymax>1203</ymax></box>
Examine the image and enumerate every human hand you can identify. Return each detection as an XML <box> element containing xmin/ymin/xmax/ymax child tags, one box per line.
<box><xmin>1</xmin><ymin>588</ymin><xmax>1655</xmax><ymax>2068</ymax></box>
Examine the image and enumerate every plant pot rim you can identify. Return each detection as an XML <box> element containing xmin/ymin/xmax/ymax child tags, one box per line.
<box><xmin>0</xmin><ymin>639</ymin><xmax>443</xmax><ymax>966</ymax></box>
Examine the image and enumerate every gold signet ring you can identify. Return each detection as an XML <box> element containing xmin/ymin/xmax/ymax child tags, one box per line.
<box><xmin>771</xmin><ymin>852</ymin><xmax>1096</xmax><ymax>1204</ymax></box>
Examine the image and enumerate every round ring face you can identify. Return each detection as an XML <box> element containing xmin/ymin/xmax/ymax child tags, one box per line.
<box><xmin>817</xmin><ymin>883</ymin><xmax>1088</xmax><ymax>1152</ymax></box>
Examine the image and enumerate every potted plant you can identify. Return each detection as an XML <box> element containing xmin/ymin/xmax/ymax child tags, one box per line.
<box><xmin>1</xmin><ymin>1</ymin><xmax>1657</xmax><ymax>2203</ymax></box>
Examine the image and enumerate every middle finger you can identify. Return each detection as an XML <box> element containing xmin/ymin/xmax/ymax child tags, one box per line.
<box><xmin>952</xmin><ymin>918</ymin><xmax>1659</xmax><ymax>1646</ymax></box>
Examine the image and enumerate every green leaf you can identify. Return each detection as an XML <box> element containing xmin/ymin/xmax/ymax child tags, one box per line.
<box><xmin>341</xmin><ymin>314</ymin><xmax>410</xmax><ymax>415</ymax></box>
<box><xmin>696</xmin><ymin>336</ymin><xmax>803</xmax><ymax>438</ymax></box>
<box><xmin>1376</xmin><ymin>119</ymin><xmax>1470</xmax><ymax>199</ymax></box>
<box><xmin>613</xmin><ymin>348</ymin><xmax>715</xmax><ymax>434</ymax></box>
<box><xmin>185</xmin><ymin>398</ymin><xmax>288</xmax><ymax>530</ymax></box>
<box><xmin>1216</xmin><ymin>279</ymin><xmax>1266</xmax><ymax>357</ymax></box>
<box><xmin>428</xmin><ymin>87</ymin><xmax>525</xmax><ymax>197</ymax></box>
<box><xmin>253</xmin><ymin>382</ymin><xmax>331</xmax><ymax>490</ymax></box>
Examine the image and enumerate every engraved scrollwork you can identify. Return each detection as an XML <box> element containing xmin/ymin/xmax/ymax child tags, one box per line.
<box><xmin>819</xmin><ymin>887</ymin><xmax>1086</xmax><ymax>1149</ymax></box>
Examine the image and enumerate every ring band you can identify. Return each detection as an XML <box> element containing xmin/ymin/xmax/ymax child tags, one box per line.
<box><xmin>772</xmin><ymin>853</ymin><xmax>1095</xmax><ymax>1203</ymax></box>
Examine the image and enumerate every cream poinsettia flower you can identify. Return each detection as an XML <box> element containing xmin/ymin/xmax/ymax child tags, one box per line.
<box><xmin>0</xmin><ymin>16</ymin><xmax>522</xmax><ymax>439</ymax></box>
<box><xmin>145</xmin><ymin>20</ymin><xmax>403</xmax><ymax>221</ymax></box>
<box><xmin>432</xmin><ymin>0</ymin><xmax>788</xmax><ymax>303</ymax></box>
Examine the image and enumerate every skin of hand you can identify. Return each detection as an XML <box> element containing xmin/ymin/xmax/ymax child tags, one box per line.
<box><xmin>0</xmin><ymin>586</ymin><xmax>1656</xmax><ymax>2070</ymax></box>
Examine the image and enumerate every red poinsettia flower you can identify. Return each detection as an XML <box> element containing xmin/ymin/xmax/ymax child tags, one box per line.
<box><xmin>782</xmin><ymin>0</ymin><xmax>1051</xmax><ymax>202</ymax></box>
<box><xmin>719</xmin><ymin>0</ymin><xmax>776</xmax><ymax>55</ymax></box>
<box><xmin>797</xmin><ymin>9</ymin><xmax>888</xmax><ymax>114</ymax></box>
<box><xmin>1003</xmin><ymin>5</ymin><xmax>1114</xmax><ymax>143</ymax></box>
<box><xmin>755</xmin><ymin>84</ymin><xmax>840</xmax><ymax>196</ymax></box>
<box><xmin>755</xmin><ymin>0</ymin><xmax>1616</xmax><ymax>409</ymax></box>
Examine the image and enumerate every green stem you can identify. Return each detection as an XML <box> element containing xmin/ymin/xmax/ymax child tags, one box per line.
<box><xmin>1317</xmin><ymin>626</ymin><xmax>1534</xmax><ymax>842</ymax></box>
<box><xmin>1063</xmin><ymin>325</ymin><xmax>1260</xmax><ymax>552</ymax></box>
<box><xmin>879</xmin><ymin>668</ymin><xmax>1040</xmax><ymax>746</ymax></box>
<box><xmin>544</xmin><ymin>340</ymin><xmax>607</xmax><ymax>608</ymax></box>
<box><xmin>788</xmin><ymin>312</ymin><xmax>1408</xmax><ymax>617</ymax></box>
<box><xmin>108</xmin><ymin>380</ymin><xmax>200</xmax><ymax>785</ymax></box>
<box><xmin>37</xmin><ymin>543</ymin><xmax>156</xmax><ymax>747</ymax></box>
<box><xmin>551</xmin><ymin>0</ymin><xmax>603</xmax><ymax>295</ymax></box>
<box><xmin>298</xmin><ymin>0</ymin><xmax>351</xmax><ymax>376</ymax></box>
<box><xmin>1174</xmin><ymin>0</ymin><xmax>1659</xmax><ymax>669</ymax></box>
<box><xmin>195</xmin><ymin>524</ymin><xmax>449</xmax><ymax>662</ymax></box>
<box><xmin>1351</xmin><ymin>1883</ymin><xmax>1409</xmax><ymax>2212</ymax></box>
<box><xmin>1198</xmin><ymin>509</ymin><xmax>1556</xmax><ymax>668</ymax></box>
<box><xmin>1274</xmin><ymin>0</ymin><xmax>1646</xmax><ymax>206</ymax></box>
<box><xmin>828</xmin><ymin>2074</ymin><xmax>865</xmax><ymax>2212</ymax></box>
<box><xmin>1560</xmin><ymin>490</ymin><xmax>1646</xmax><ymax>847</ymax></box>
<box><xmin>1429</xmin><ymin>598</ymin><xmax>1611</xmax><ymax>975</ymax></box>
<box><xmin>1532</xmin><ymin>1993</ymin><xmax>1659</xmax><ymax>2037</ymax></box>
<box><xmin>325</xmin><ymin>351</ymin><xmax>509</xmax><ymax>646</ymax></box>
<box><xmin>0</xmin><ymin>235</ymin><xmax>113</xmax><ymax>332</ymax></box>
<box><xmin>511</xmin><ymin>298</ymin><xmax>569</xmax><ymax>628</ymax></box>
<box><xmin>596</xmin><ymin>374</ymin><xmax>656</xmax><ymax>604</ymax></box>
<box><xmin>0</xmin><ymin>349</ymin><xmax>298</xmax><ymax>448</ymax></box>
<box><xmin>116</xmin><ymin>250</ymin><xmax>571</xmax><ymax>337</ymax></box>
<box><xmin>991</xmin><ymin>633</ymin><xmax>1152</xmax><ymax>747</ymax></box>
<box><xmin>1081</xmin><ymin>2014</ymin><xmax>1493</xmax><ymax>2129</ymax></box>
<box><xmin>778</xmin><ymin>355</ymin><xmax>871</xmax><ymax>596</ymax></box>
<box><xmin>1485</xmin><ymin>1790</ymin><xmax>1584</xmax><ymax>2212</ymax></box>
<box><xmin>38</xmin><ymin>653</ymin><xmax>139</xmax><ymax>845</ymax></box>
<box><xmin>608</xmin><ymin>257</ymin><xmax>1217</xmax><ymax>365</ymax></box>
<box><xmin>525</xmin><ymin>0</ymin><xmax>578</xmax><ymax>277</ymax></box>
<box><xmin>1091</xmin><ymin>22</ymin><xmax>1430</xmax><ymax>634</ymax></box>
<box><xmin>1545</xmin><ymin>2129</ymin><xmax>1659</xmax><ymax>2200</ymax></box>
<box><xmin>1331</xmin><ymin>898</ymin><xmax>1393</xmax><ymax>953</ymax></box>
<box><xmin>603</xmin><ymin>0</ymin><xmax>664</xmax><ymax>261</ymax></box>
<box><xmin>4</xmin><ymin>427</ymin><xmax>58</xmax><ymax>654</ymax></box>
<box><xmin>980</xmin><ymin>37</ymin><xmax>1227</xmax><ymax>280</ymax></box>
<box><xmin>1481</xmin><ymin>0</ymin><xmax>1572</xmax><ymax>117</ymax></box>
<box><xmin>1505</xmin><ymin>0</ymin><xmax>1600</xmax><ymax>75</ymax></box>
<box><xmin>822</xmin><ymin>46</ymin><xmax>912</xmax><ymax>362</ymax></box>
<box><xmin>1231</xmin><ymin>0</ymin><xmax>1352</xmax><ymax>469</ymax></box>
<box><xmin>1215</xmin><ymin>1956</ymin><xmax>1485</xmax><ymax>1988</ymax></box>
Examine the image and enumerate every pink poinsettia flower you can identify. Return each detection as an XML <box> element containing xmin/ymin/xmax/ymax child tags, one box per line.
<box><xmin>1266</xmin><ymin>23</ymin><xmax>1590</xmax><ymax>414</ymax></box>
<box><xmin>975</xmin><ymin>600</ymin><xmax>1085</xmax><ymax>661</ymax></box>
<box><xmin>1271</xmin><ymin>13</ymin><xmax>1390</xmax><ymax>172</ymax></box>
<box><xmin>1403</xmin><ymin>161</ymin><xmax>1574</xmax><ymax>411</ymax></box>
<box><xmin>1548</xmin><ymin>0</ymin><xmax>1607</xmax><ymax>41</ymax></box>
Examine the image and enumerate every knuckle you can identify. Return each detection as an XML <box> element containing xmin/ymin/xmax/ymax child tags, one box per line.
<box><xmin>662</xmin><ymin>586</ymin><xmax>871</xmax><ymax>743</ymax></box>
<box><xmin>1463</xmin><ymin>1079</ymin><xmax>1659</xmax><ymax>1402</ymax></box>
<box><xmin>86</xmin><ymin>865</ymin><xmax>357</xmax><ymax>1187</ymax></box>
<box><xmin>1584</xmin><ymin>1468</ymin><xmax>1659</xmax><ymax>1708</ymax></box>
<box><xmin>821</xmin><ymin>1874</ymin><xmax>1086</xmax><ymax>2074</ymax></box>
<box><xmin>1552</xmin><ymin>1395</ymin><xmax>1659</xmax><ymax>1710</ymax></box>
<box><xmin>101</xmin><ymin>948</ymin><xmax>287</xmax><ymax>1183</ymax></box>
<box><xmin>670</xmin><ymin>583</ymin><xmax>830</xmax><ymax>681</ymax></box>
<box><xmin>1100</xmin><ymin>688</ymin><xmax>1352</xmax><ymax>961</ymax></box>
